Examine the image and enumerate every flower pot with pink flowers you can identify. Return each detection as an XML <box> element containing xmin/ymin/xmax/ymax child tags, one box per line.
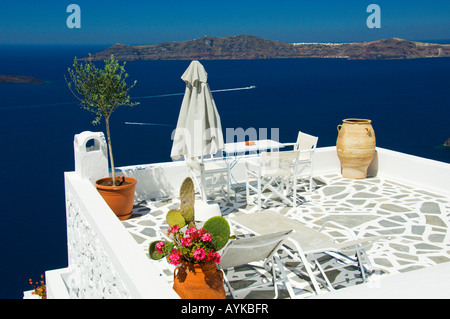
<box><xmin>149</xmin><ymin>177</ymin><xmax>231</xmax><ymax>299</ymax></box>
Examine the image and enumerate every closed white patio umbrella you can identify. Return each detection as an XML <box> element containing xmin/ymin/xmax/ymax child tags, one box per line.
<box><xmin>171</xmin><ymin>61</ymin><xmax>225</xmax><ymax>206</ymax></box>
<box><xmin>171</xmin><ymin>60</ymin><xmax>224</xmax><ymax>160</ymax></box>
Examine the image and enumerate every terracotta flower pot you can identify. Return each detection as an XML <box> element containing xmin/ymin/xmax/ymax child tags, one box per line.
<box><xmin>173</xmin><ymin>261</ymin><xmax>226</xmax><ymax>299</ymax></box>
<box><xmin>95</xmin><ymin>176</ymin><xmax>137</xmax><ymax>220</ymax></box>
<box><xmin>336</xmin><ymin>119</ymin><xmax>376</xmax><ymax>179</ymax></box>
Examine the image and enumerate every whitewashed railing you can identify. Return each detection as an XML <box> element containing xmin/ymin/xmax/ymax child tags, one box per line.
<box><xmin>59</xmin><ymin>172</ymin><xmax>178</xmax><ymax>298</ymax></box>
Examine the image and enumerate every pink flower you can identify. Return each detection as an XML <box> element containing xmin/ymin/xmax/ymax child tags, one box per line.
<box><xmin>185</xmin><ymin>226</ymin><xmax>196</xmax><ymax>235</ymax></box>
<box><xmin>202</xmin><ymin>232</ymin><xmax>212</xmax><ymax>242</ymax></box>
<box><xmin>155</xmin><ymin>241</ymin><xmax>165</xmax><ymax>254</ymax></box>
<box><xmin>168</xmin><ymin>249</ymin><xmax>181</xmax><ymax>266</ymax></box>
<box><xmin>181</xmin><ymin>237</ymin><xmax>192</xmax><ymax>247</ymax></box>
<box><xmin>187</xmin><ymin>227</ymin><xmax>202</xmax><ymax>240</ymax></box>
<box><xmin>193</xmin><ymin>247</ymin><xmax>206</xmax><ymax>261</ymax></box>
<box><xmin>168</xmin><ymin>225</ymin><xmax>180</xmax><ymax>235</ymax></box>
<box><xmin>206</xmin><ymin>251</ymin><xmax>221</xmax><ymax>264</ymax></box>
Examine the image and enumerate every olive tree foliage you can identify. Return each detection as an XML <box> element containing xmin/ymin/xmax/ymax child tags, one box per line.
<box><xmin>66</xmin><ymin>55</ymin><xmax>139</xmax><ymax>185</ymax></box>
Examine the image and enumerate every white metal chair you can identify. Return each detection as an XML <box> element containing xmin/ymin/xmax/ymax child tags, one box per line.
<box><xmin>218</xmin><ymin>229</ymin><xmax>295</xmax><ymax>299</ymax></box>
<box><xmin>283</xmin><ymin>131</ymin><xmax>318</xmax><ymax>192</ymax></box>
<box><xmin>186</xmin><ymin>156</ymin><xmax>231</xmax><ymax>202</ymax></box>
<box><xmin>245</xmin><ymin>150</ymin><xmax>300</xmax><ymax>211</ymax></box>
<box><xmin>229</xmin><ymin>210</ymin><xmax>386</xmax><ymax>295</ymax></box>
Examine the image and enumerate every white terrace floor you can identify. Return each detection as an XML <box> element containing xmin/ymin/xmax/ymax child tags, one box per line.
<box><xmin>121</xmin><ymin>173</ymin><xmax>450</xmax><ymax>298</ymax></box>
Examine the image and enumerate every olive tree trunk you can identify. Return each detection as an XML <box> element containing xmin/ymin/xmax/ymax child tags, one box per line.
<box><xmin>105</xmin><ymin>116</ymin><xmax>116</xmax><ymax>185</ymax></box>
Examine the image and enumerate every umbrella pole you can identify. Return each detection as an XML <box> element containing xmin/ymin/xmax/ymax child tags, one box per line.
<box><xmin>199</xmin><ymin>155</ymin><xmax>207</xmax><ymax>202</ymax></box>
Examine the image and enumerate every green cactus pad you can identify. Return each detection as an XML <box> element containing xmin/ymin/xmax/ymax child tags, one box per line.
<box><xmin>149</xmin><ymin>240</ymin><xmax>173</xmax><ymax>260</ymax></box>
<box><xmin>166</xmin><ymin>209</ymin><xmax>186</xmax><ymax>228</ymax></box>
<box><xmin>180</xmin><ymin>177</ymin><xmax>195</xmax><ymax>211</ymax></box>
<box><xmin>181</xmin><ymin>206</ymin><xmax>195</xmax><ymax>224</ymax></box>
<box><xmin>203</xmin><ymin>216</ymin><xmax>231</xmax><ymax>251</ymax></box>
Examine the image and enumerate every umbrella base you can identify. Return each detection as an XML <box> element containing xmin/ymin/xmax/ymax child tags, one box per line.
<box><xmin>195</xmin><ymin>200</ymin><xmax>221</xmax><ymax>222</ymax></box>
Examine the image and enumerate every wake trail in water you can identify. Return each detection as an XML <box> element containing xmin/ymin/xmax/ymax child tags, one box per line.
<box><xmin>133</xmin><ymin>85</ymin><xmax>256</xmax><ymax>99</ymax></box>
<box><xmin>124</xmin><ymin>122</ymin><xmax>174</xmax><ymax>127</ymax></box>
<box><xmin>0</xmin><ymin>86</ymin><xmax>256</xmax><ymax>111</ymax></box>
<box><xmin>125</xmin><ymin>86</ymin><xmax>256</xmax><ymax>127</ymax></box>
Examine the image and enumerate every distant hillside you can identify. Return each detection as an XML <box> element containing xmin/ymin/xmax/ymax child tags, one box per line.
<box><xmin>0</xmin><ymin>75</ymin><xmax>45</xmax><ymax>84</ymax></box>
<box><xmin>86</xmin><ymin>35</ymin><xmax>450</xmax><ymax>61</ymax></box>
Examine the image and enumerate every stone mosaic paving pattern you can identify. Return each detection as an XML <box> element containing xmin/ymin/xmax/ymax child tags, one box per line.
<box><xmin>122</xmin><ymin>174</ymin><xmax>450</xmax><ymax>298</ymax></box>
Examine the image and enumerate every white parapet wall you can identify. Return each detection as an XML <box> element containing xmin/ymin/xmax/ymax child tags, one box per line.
<box><xmin>46</xmin><ymin>172</ymin><xmax>179</xmax><ymax>299</ymax></box>
<box><xmin>374</xmin><ymin>147</ymin><xmax>450</xmax><ymax>197</ymax></box>
<box><xmin>117</xmin><ymin>160</ymin><xmax>191</xmax><ymax>201</ymax></box>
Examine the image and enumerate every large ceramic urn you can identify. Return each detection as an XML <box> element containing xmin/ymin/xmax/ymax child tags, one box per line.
<box><xmin>336</xmin><ymin>119</ymin><xmax>376</xmax><ymax>179</ymax></box>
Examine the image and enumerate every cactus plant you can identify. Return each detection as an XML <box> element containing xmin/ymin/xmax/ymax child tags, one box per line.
<box><xmin>166</xmin><ymin>209</ymin><xmax>186</xmax><ymax>228</ymax></box>
<box><xmin>179</xmin><ymin>177</ymin><xmax>195</xmax><ymax>225</ymax></box>
<box><xmin>203</xmin><ymin>216</ymin><xmax>231</xmax><ymax>251</ymax></box>
<box><xmin>179</xmin><ymin>177</ymin><xmax>195</xmax><ymax>212</ymax></box>
<box><xmin>149</xmin><ymin>240</ymin><xmax>174</xmax><ymax>260</ymax></box>
<box><xmin>149</xmin><ymin>177</ymin><xmax>231</xmax><ymax>264</ymax></box>
<box><xmin>182</xmin><ymin>207</ymin><xmax>195</xmax><ymax>228</ymax></box>
<box><xmin>165</xmin><ymin>177</ymin><xmax>196</xmax><ymax>228</ymax></box>
<box><xmin>149</xmin><ymin>217</ymin><xmax>230</xmax><ymax>265</ymax></box>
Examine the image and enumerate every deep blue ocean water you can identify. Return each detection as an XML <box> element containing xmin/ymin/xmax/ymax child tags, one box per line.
<box><xmin>0</xmin><ymin>45</ymin><xmax>449</xmax><ymax>298</ymax></box>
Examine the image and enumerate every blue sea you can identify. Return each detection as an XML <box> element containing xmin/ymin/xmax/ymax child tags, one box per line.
<box><xmin>1</xmin><ymin>44</ymin><xmax>449</xmax><ymax>298</ymax></box>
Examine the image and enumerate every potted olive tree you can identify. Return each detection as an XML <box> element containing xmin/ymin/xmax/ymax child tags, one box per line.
<box><xmin>66</xmin><ymin>55</ymin><xmax>139</xmax><ymax>220</ymax></box>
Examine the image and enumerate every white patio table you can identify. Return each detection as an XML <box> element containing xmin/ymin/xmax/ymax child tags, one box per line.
<box><xmin>224</xmin><ymin>139</ymin><xmax>285</xmax><ymax>156</ymax></box>
<box><xmin>223</xmin><ymin>139</ymin><xmax>285</xmax><ymax>200</ymax></box>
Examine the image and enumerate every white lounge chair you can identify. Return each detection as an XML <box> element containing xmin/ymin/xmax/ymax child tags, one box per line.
<box><xmin>229</xmin><ymin>210</ymin><xmax>386</xmax><ymax>295</ymax></box>
<box><xmin>282</xmin><ymin>131</ymin><xmax>318</xmax><ymax>191</ymax></box>
<box><xmin>218</xmin><ymin>230</ymin><xmax>295</xmax><ymax>299</ymax></box>
<box><xmin>245</xmin><ymin>150</ymin><xmax>301</xmax><ymax>211</ymax></box>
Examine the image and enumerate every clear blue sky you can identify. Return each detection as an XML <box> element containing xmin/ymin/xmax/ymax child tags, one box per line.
<box><xmin>0</xmin><ymin>0</ymin><xmax>449</xmax><ymax>45</ymax></box>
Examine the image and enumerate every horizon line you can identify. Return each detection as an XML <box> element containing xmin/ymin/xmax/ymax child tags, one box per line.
<box><xmin>2</xmin><ymin>36</ymin><xmax>450</xmax><ymax>47</ymax></box>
